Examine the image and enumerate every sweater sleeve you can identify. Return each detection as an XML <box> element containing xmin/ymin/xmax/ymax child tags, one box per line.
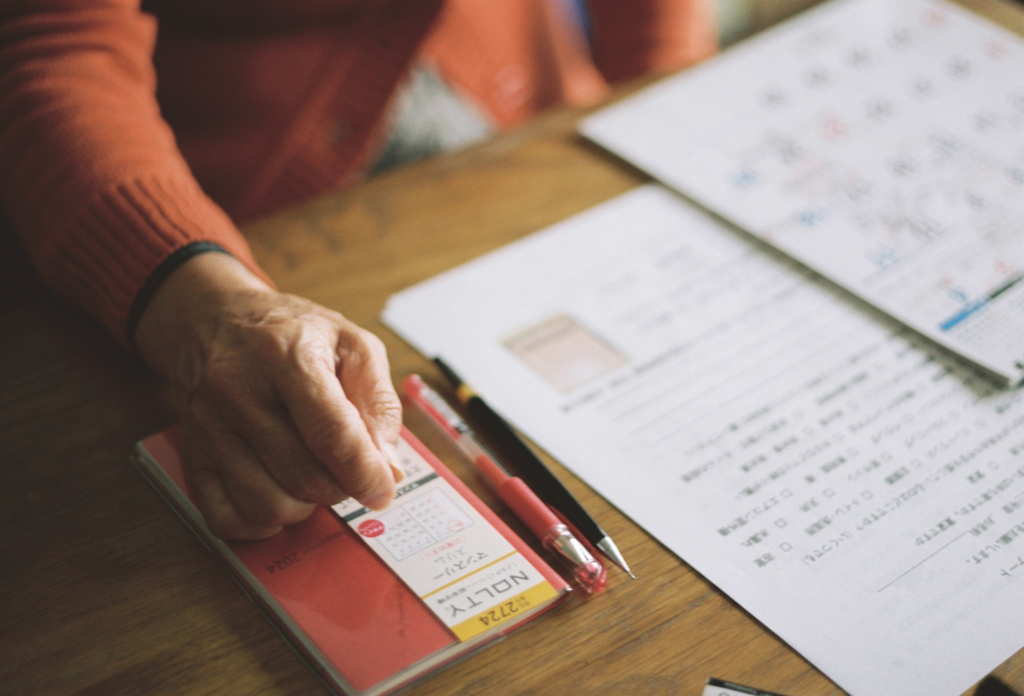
<box><xmin>586</xmin><ymin>0</ymin><xmax>718</xmax><ymax>83</ymax></box>
<box><xmin>0</xmin><ymin>0</ymin><xmax>271</xmax><ymax>343</ymax></box>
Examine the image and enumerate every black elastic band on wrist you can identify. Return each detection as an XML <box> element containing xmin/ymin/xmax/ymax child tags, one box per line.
<box><xmin>126</xmin><ymin>241</ymin><xmax>231</xmax><ymax>347</ymax></box>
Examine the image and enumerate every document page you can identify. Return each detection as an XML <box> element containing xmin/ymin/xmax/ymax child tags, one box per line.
<box><xmin>581</xmin><ymin>0</ymin><xmax>1024</xmax><ymax>385</ymax></box>
<box><xmin>384</xmin><ymin>187</ymin><xmax>1024</xmax><ymax>696</ymax></box>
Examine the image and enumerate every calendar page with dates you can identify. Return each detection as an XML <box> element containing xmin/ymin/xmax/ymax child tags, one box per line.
<box><xmin>583</xmin><ymin>0</ymin><xmax>1024</xmax><ymax>385</ymax></box>
<box><xmin>332</xmin><ymin>437</ymin><xmax>560</xmax><ymax>641</ymax></box>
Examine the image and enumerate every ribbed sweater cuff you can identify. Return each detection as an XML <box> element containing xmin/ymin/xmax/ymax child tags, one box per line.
<box><xmin>44</xmin><ymin>176</ymin><xmax>272</xmax><ymax>344</ymax></box>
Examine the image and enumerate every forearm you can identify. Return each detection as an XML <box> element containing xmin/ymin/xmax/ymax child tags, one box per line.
<box><xmin>0</xmin><ymin>1</ymin><xmax>266</xmax><ymax>341</ymax></box>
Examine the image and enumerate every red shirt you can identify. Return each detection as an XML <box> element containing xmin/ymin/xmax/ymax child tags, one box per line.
<box><xmin>0</xmin><ymin>0</ymin><xmax>716</xmax><ymax>339</ymax></box>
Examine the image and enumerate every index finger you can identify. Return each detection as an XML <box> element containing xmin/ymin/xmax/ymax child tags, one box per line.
<box><xmin>336</xmin><ymin>327</ymin><xmax>403</xmax><ymax>462</ymax></box>
<box><xmin>275</xmin><ymin>342</ymin><xmax>396</xmax><ymax>510</ymax></box>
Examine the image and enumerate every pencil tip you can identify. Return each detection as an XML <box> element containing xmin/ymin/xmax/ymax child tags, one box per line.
<box><xmin>596</xmin><ymin>536</ymin><xmax>633</xmax><ymax>578</ymax></box>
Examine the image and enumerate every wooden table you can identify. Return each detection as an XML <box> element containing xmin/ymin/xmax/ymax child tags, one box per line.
<box><xmin>3</xmin><ymin>2</ymin><xmax>1024</xmax><ymax>693</ymax></box>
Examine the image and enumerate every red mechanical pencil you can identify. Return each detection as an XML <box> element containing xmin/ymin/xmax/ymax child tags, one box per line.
<box><xmin>403</xmin><ymin>374</ymin><xmax>606</xmax><ymax>594</ymax></box>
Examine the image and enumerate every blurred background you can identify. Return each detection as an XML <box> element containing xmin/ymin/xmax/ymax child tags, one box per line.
<box><xmin>719</xmin><ymin>0</ymin><xmax>822</xmax><ymax>43</ymax></box>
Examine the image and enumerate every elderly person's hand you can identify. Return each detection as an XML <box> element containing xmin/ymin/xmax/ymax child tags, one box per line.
<box><xmin>136</xmin><ymin>252</ymin><xmax>402</xmax><ymax>540</ymax></box>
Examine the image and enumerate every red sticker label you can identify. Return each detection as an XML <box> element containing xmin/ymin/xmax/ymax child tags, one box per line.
<box><xmin>358</xmin><ymin>519</ymin><xmax>385</xmax><ymax>537</ymax></box>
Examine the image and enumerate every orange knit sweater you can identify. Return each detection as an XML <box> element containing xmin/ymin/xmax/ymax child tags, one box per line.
<box><xmin>0</xmin><ymin>0</ymin><xmax>716</xmax><ymax>341</ymax></box>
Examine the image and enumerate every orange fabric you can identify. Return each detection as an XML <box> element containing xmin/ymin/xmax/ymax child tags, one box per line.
<box><xmin>422</xmin><ymin>0</ymin><xmax>609</xmax><ymax>129</ymax></box>
<box><xmin>424</xmin><ymin>0</ymin><xmax>719</xmax><ymax>129</ymax></box>
<box><xmin>0</xmin><ymin>0</ymin><xmax>277</xmax><ymax>340</ymax></box>
<box><xmin>0</xmin><ymin>0</ymin><xmax>716</xmax><ymax>342</ymax></box>
<box><xmin>589</xmin><ymin>0</ymin><xmax>719</xmax><ymax>81</ymax></box>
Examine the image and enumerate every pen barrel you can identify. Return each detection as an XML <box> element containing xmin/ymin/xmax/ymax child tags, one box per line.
<box><xmin>402</xmin><ymin>374</ymin><xmax>462</xmax><ymax>440</ymax></box>
<box><xmin>473</xmin><ymin>453</ymin><xmax>509</xmax><ymax>490</ymax></box>
<box><xmin>498</xmin><ymin>478</ymin><xmax>606</xmax><ymax>594</ymax></box>
<box><xmin>497</xmin><ymin>477</ymin><xmax>561</xmax><ymax>537</ymax></box>
<box><xmin>465</xmin><ymin>396</ymin><xmax>604</xmax><ymax>543</ymax></box>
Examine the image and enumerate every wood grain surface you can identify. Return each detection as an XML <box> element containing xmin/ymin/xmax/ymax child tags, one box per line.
<box><xmin>2</xmin><ymin>1</ymin><xmax>1023</xmax><ymax>694</ymax></box>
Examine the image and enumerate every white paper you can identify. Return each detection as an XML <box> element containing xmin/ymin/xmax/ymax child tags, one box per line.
<box><xmin>384</xmin><ymin>187</ymin><xmax>1024</xmax><ymax>696</ymax></box>
<box><xmin>582</xmin><ymin>0</ymin><xmax>1024</xmax><ymax>385</ymax></box>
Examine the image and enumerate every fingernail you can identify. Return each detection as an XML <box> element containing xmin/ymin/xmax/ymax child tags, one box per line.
<box><xmin>365</xmin><ymin>492</ymin><xmax>394</xmax><ymax>511</ymax></box>
<box><xmin>385</xmin><ymin>443</ymin><xmax>406</xmax><ymax>483</ymax></box>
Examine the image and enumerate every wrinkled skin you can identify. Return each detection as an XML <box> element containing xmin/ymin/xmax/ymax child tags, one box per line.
<box><xmin>136</xmin><ymin>252</ymin><xmax>402</xmax><ymax>540</ymax></box>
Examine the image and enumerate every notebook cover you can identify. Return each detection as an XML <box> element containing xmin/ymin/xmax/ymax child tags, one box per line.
<box><xmin>134</xmin><ymin>425</ymin><xmax>569</xmax><ymax>695</ymax></box>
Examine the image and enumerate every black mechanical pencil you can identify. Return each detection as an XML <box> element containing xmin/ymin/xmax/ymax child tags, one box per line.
<box><xmin>433</xmin><ymin>356</ymin><xmax>634</xmax><ymax>578</ymax></box>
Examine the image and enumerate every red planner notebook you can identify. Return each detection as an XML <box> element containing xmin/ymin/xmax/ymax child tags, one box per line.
<box><xmin>133</xmin><ymin>426</ymin><xmax>570</xmax><ymax>696</ymax></box>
